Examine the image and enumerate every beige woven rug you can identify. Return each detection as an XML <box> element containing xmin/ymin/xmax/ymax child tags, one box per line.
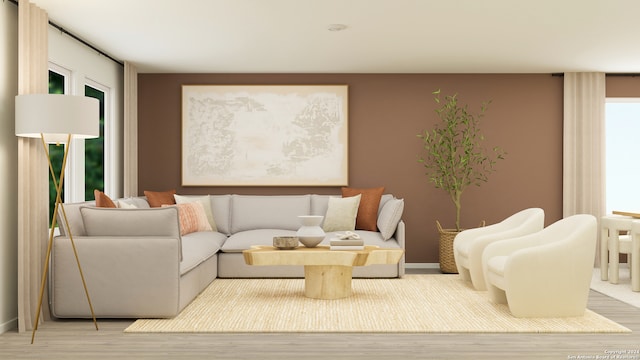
<box><xmin>124</xmin><ymin>275</ymin><xmax>630</xmax><ymax>333</ymax></box>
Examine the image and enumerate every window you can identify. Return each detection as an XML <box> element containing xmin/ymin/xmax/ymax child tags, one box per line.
<box><xmin>47</xmin><ymin>67</ymin><xmax>68</xmax><ymax>223</ymax></box>
<box><xmin>84</xmin><ymin>84</ymin><xmax>106</xmax><ymax>200</ymax></box>
<box><xmin>48</xmin><ymin>63</ymin><xmax>109</xmax><ymax>219</ymax></box>
<box><xmin>605</xmin><ymin>99</ymin><xmax>640</xmax><ymax>214</ymax></box>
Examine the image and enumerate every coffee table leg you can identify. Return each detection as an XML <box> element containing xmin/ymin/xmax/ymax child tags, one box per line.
<box><xmin>304</xmin><ymin>265</ymin><xmax>353</xmax><ymax>299</ymax></box>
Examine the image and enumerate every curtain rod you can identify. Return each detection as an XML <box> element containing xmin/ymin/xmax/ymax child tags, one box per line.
<box><xmin>8</xmin><ymin>0</ymin><xmax>124</xmax><ymax>67</ymax></box>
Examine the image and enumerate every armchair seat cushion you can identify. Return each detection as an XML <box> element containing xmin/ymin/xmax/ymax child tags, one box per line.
<box><xmin>486</xmin><ymin>256</ymin><xmax>507</xmax><ymax>278</ymax></box>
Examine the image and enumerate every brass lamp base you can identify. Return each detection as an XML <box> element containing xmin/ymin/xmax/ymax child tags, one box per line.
<box><xmin>31</xmin><ymin>133</ymin><xmax>98</xmax><ymax>344</ymax></box>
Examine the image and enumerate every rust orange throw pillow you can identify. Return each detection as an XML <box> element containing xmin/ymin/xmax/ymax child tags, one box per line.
<box><xmin>144</xmin><ymin>189</ymin><xmax>177</xmax><ymax>207</ymax></box>
<box><xmin>341</xmin><ymin>186</ymin><xmax>385</xmax><ymax>231</ymax></box>
<box><xmin>94</xmin><ymin>189</ymin><xmax>116</xmax><ymax>208</ymax></box>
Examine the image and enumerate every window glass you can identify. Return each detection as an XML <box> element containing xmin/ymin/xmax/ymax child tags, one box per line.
<box><xmin>84</xmin><ymin>85</ymin><xmax>105</xmax><ymax>200</ymax></box>
<box><xmin>605</xmin><ymin>100</ymin><xmax>640</xmax><ymax>214</ymax></box>
<box><xmin>48</xmin><ymin>70</ymin><xmax>65</xmax><ymax>224</ymax></box>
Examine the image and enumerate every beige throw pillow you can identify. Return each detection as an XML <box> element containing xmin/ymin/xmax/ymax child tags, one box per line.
<box><xmin>174</xmin><ymin>194</ymin><xmax>218</xmax><ymax>232</ymax></box>
<box><xmin>322</xmin><ymin>194</ymin><xmax>361</xmax><ymax>232</ymax></box>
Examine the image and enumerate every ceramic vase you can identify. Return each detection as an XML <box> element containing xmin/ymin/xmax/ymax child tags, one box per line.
<box><xmin>297</xmin><ymin>215</ymin><xmax>325</xmax><ymax>248</ymax></box>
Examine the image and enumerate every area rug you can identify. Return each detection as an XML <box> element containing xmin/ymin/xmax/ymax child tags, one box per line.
<box><xmin>124</xmin><ymin>275</ymin><xmax>630</xmax><ymax>333</ymax></box>
<box><xmin>591</xmin><ymin>267</ymin><xmax>640</xmax><ymax>308</ymax></box>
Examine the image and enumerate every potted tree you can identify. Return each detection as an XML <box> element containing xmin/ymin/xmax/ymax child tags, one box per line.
<box><xmin>417</xmin><ymin>90</ymin><xmax>505</xmax><ymax>273</ymax></box>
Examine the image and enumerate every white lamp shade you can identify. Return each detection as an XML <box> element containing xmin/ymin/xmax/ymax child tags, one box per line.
<box><xmin>15</xmin><ymin>94</ymin><xmax>99</xmax><ymax>143</ymax></box>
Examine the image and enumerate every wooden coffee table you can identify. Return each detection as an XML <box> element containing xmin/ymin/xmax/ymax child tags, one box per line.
<box><xmin>243</xmin><ymin>245</ymin><xmax>404</xmax><ymax>299</ymax></box>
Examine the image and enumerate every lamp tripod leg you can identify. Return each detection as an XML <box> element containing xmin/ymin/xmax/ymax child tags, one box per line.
<box><xmin>31</xmin><ymin>134</ymin><xmax>98</xmax><ymax>344</ymax></box>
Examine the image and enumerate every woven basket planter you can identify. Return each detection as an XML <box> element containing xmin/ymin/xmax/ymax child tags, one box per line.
<box><xmin>436</xmin><ymin>221</ymin><xmax>461</xmax><ymax>274</ymax></box>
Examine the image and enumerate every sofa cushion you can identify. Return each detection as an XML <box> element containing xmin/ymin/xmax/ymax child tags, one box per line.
<box><xmin>180</xmin><ymin>231</ymin><xmax>226</xmax><ymax>275</ymax></box>
<box><xmin>322</xmin><ymin>194</ymin><xmax>361</xmax><ymax>232</ymax></box>
<box><xmin>221</xmin><ymin>229</ymin><xmax>298</xmax><ymax>253</ymax></box>
<box><xmin>311</xmin><ymin>194</ymin><xmax>394</xmax><ymax>219</ymax></box>
<box><xmin>94</xmin><ymin>190</ymin><xmax>116</xmax><ymax>208</ymax></box>
<box><xmin>378</xmin><ymin>198</ymin><xmax>405</xmax><ymax>240</ymax></box>
<box><xmin>210</xmin><ymin>195</ymin><xmax>231</xmax><ymax>235</ymax></box>
<box><xmin>117</xmin><ymin>197</ymin><xmax>151</xmax><ymax>209</ymax></box>
<box><xmin>118</xmin><ymin>201</ymin><xmax>138</xmax><ymax>209</ymax></box>
<box><xmin>80</xmin><ymin>207</ymin><xmax>181</xmax><ymax>237</ymax></box>
<box><xmin>58</xmin><ymin>201</ymin><xmax>94</xmax><ymax>236</ymax></box>
<box><xmin>80</xmin><ymin>206</ymin><xmax>183</xmax><ymax>260</ymax></box>
<box><xmin>230</xmin><ymin>195</ymin><xmax>310</xmax><ymax>234</ymax></box>
<box><xmin>144</xmin><ymin>189</ymin><xmax>176</xmax><ymax>207</ymax></box>
<box><xmin>342</xmin><ymin>187</ymin><xmax>384</xmax><ymax>231</ymax></box>
<box><xmin>163</xmin><ymin>203</ymin><xmax>212</xmax><ymax>235</ymax></box>
<box><xmin>174</xmin><ymin>194</ymin><xmax>217</xmax><ymax>232</ymax></box>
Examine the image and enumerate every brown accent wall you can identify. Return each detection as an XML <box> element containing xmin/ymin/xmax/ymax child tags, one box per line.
<box><xmin>606</xmin><ymin>76</ymin><xmax>640</xmax><ymax>97</ymax></box>
<box><xmin>138</xmin><ymin>73</ymin><xmax>564</xmax><ymax>263</ymax></box>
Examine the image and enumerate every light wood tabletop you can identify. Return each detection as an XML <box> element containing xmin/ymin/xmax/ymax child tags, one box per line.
<box><xmin>243</xmin><ymin>245</ymin><xmax>404</xmax><ymax>299</ymax></box>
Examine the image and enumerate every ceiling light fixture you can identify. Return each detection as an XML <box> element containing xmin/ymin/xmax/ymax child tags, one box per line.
<box><xmin>328</xmin><ymin>24</ymin><xmax>348</xmax><ymax>32</ymax></box>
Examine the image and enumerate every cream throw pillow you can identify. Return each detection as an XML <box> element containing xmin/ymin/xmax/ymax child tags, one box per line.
<box><xmin>174</xmin><ymin>194</ymin><xmax>218</xmax><ymax>232</ymax></box>
<box><xmin>117</xmin><ymin>200</ymin><xmax>138</xmax><ymax>209</ymax></box>
<box><xmin>322</xmin><ymin>194</ymin><xmax>361</xmax><ymax>232</ymax></box>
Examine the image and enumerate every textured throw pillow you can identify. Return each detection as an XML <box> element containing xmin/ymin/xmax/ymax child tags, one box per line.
<box><xmin>117</xmin><ymin>200</ymin><xmax>138</xmax><ymax>209</ymax></box>
<box><xmin>144</xmin><ymin>189</ymin><xmax>176</xmax><ymax>207</ymax></box>
<box><xmin>377</xmin><ymin>198</ymin><xmax>405</xmax><ymax>240</ymax></box>
<box><xmin>322</xmin><ymin>194</ymin><xmax>361</xmax><ymax>232</ymax></box>
<box><xmin>341</xmin><ymin>186</ymin><xmax>384</xmax><ymax>231</ymax></box>
<box><xmin>174</xmin><ymin>194</ymin><xmax>218</xmax><ymax>232</ymax></box>
<box><xmin>94</xmin><ymin>189</ymin><xmax>116</xmax><ymax>208</ymax></box>
<box><xmin>163</xmin><ymin>202</ymin><xmax>212</xmax><ymax>236</ymax></box>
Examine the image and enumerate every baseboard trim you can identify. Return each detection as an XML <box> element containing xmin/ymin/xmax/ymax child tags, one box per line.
<box><xmin>0</xmin><ymin>316</ymin><xmax>17</xmax><ymax>334</ymax></box>
<box><xmin>405</xmin><ymin>263</ymin><xmax>440</xmax><ymax>269</ymax></box>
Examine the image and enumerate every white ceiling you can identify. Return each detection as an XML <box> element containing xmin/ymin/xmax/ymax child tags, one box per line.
<box><xmin>29</xmin><ymin>0</ymin><xmax>640</xmax><ymax>74</ymax></box>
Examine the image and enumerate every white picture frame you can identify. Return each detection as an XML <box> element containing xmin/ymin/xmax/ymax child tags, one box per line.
<box><xmin>181</xmin><ymin>85</ymin><xmax>349</xmax><ymax>186</ymax></box>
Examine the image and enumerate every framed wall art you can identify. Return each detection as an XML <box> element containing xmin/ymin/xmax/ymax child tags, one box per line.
<box><xmin>181</xmin><ymin>85</ymin><xmax>349</xmax><ymax>186</ymax></box>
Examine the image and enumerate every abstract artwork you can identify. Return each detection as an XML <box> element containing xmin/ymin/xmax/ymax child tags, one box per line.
<box><xmin>181</xmin><ymin>85</ymin><xmax>348</xmax><ymax>186</ymax></box>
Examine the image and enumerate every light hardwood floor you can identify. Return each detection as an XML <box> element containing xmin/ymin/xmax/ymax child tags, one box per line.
<box><xmin>1</xmin><ymin>270</ymin><xmax>639</xmax><ymax>360</ymax></box>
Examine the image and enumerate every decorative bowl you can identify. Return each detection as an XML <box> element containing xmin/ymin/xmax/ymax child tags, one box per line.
<box><xmin>273</xmin><ymin>236</ymin><xmax>299</xmax><ymax>250</ymax></box>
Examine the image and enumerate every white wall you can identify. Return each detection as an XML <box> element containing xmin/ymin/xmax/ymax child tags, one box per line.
<box><xmin>0</xmin><ymin>1</ymin><xmax>19</xmax><ymax>333</ymax></box>
<box><xmin>48</xmin><ymin>27</ymin><xmax>124</xmax><ymax>199</ymax></box>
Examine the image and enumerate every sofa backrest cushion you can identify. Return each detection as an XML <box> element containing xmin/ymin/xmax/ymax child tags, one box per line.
<box><xmin>210</xmin><ymin>195</ymin><xmax>231</xmax><ymax>235</ymax></box>
<box><xmin>80</xmin><ymin>206</ymin><xmax>181</xmax><ymax>238</ymax></box>
<box><xmin>80</xmin><ymin>206</ymin><xmax>183</xmax><ymax>259</ymax></box>
<box><xmin>230</xmin><ymin>195</ymin><xmax>310</xmax><ymax>233</ymax></box>
<box><xmin>58</xmin><ymin>201</ymin><xmax>95</xmax><ymax>236</ymax></box>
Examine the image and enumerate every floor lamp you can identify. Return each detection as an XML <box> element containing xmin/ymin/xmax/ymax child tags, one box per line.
<box><xmin>15</xmin><ymin>94</ymin><xmax>100</xmax><ymax>343</ymax></box>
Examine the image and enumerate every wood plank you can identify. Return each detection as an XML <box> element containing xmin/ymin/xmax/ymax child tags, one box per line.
<box><xmin>1</xmin><ymin>269</ymin><xmax>638</xmax><ymax>359</ymax></box>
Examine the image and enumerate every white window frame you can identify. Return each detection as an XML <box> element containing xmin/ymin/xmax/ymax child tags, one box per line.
<box><xmin>85</xmin><ymin>79</ymin><xmax>116</xmax><ymax>196</ymax></box>
<box><xmin>49</xmin><ymin>61</ymin><xmax>115</xmax><ymax>202</ymax></box>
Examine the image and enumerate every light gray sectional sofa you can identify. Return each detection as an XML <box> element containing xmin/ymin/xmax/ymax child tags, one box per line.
<box><xmin>50</xmin><ymin>194</ymin><xmax>405</xmax><ymax>319</ymax></box>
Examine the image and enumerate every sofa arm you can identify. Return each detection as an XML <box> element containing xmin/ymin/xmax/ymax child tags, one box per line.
<box><xmin>51</xmin><ymin>236</ymin><xmax>181</xmax><ymax>318</ymax></box>
<box><xmin>395</xmin><ymin>220</ymin><xmax>406</xmax><ymax>277</ymax></box>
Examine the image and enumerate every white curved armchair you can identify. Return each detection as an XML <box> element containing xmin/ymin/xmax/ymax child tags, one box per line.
<box><xmin>482</xmin><ymin>214</ymin><xmax>597</xmax><ymax>318</ymax></box>
<box><xmin>453</xmin><ymin>208</ymin><xmax>544</xmax><ymax>290</ymax></box>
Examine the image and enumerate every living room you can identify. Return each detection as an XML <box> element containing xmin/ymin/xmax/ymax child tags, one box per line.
<box><xmin>2</xmin><ymin>1</ymin><xmax>640</xmax><ymax>359</ymax></box>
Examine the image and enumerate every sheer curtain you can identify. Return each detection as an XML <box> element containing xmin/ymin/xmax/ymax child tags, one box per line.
<box><xmin>17</xmin><ymin>0</ymin><xmax>49</xmax><ymax>332</ymax></box>
<box><xmin>124</xmin><ymin>61</ymin><xmax>138</xmax><ymax>197</ymax></box>
<box><xmin>563</xmin><ymin>72</ymin><xmax>606</xmax><ymax>263</ymax></box>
